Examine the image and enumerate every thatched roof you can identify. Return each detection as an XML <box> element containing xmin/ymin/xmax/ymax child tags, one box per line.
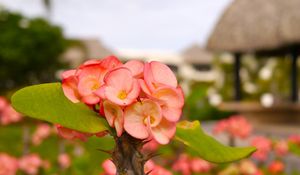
<box><xmin>182</xmin><ymin>44</ymin><xmax>213</xmax><ymax>64</ymax></box>
<box><xmin>206</xmin><ymin>0</ymin><xmax>300</xmax><ymax>53</ymax></box>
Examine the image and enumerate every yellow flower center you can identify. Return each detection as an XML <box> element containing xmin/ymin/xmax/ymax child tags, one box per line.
<box><xmin>91</xmin><ymin>82</ymin><xmax>100</xmax><ymax>91</ymax></box>
<box><xmin>144</xmin><ymin>115</ymin><xmax>156</xmax><ymax>126</ymax></box>
<box><xmin>118</xmin><ymin>90</ymin><xmax>127</xmax><ymax>100</ymax></box>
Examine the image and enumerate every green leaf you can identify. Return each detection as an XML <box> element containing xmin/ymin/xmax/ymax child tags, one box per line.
<box><xmin>175</xmin><ymin>120</ymin><xmax>256</xmax><ymax>163</ymax></box>
<box><xmin>11</xmin><ymin>83</ymin><xmax>108</xmax><ymax>133</ymax></box>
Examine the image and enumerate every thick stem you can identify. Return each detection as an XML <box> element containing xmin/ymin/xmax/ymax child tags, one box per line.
<box><xmin>112</xmin><ymin>133</ymin><xmax>147</xmax><ymax>175</ymax></box>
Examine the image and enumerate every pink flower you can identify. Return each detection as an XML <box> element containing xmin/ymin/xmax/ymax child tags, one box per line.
<box><xmin>213</xmin><ymin>116</ymin><xmax>252</xmax><ymax>139</ymax></box>
<box><xmin>102</xmin><ymin>159</ymin><xmax>116</xmax><ymax>175</ymax></box>
<box><xmin>56</xmin><ymin>125</ymin><xmax>90</xmax><ymax>141</ymax></box>
<box><xmin>103</xmin><ymin>100</ymin><xmax>124</xmax><ymax>137</ymax></box>
<box><xmin>251</xmin><ymin>136</ymin><xmax>272</xmax><ymax>161</ymax></box>
<box><xmin>60</xmin><ymin>57</ymin><xmax>184</xmax><ymax>144</ymax></box>
<box><xmin>172</xmin><ymin>154</ymin><xmax>191</xmax><ymax>175</ymax></box>
<box><xmin>96</xmin><ymin>67</ymin><xmax>140</xmax><ymax>106</ymax></box>
<box><xmin>123</xmin><ymin>60</ymin><xmax>144</xmax><ymax>78</ymax></box>
<box><xmin>139</xmin><ymin>61</ymin><xmax>184</xmax><ymax>122</ymax></box>
<box><xmin>142</xmin><ymin>139</ymin><xmax>159</xmax><ymax>152</ymax></box>
<box><xmin>239</xmin><ymin>160</ymin><xmax>258</xmax><ymax>175</ymax></box>
<box><xmin>288</xmin><ymin>134</ymin><xmax>300</xmax><ymax>145</ymax></box>
<box><xmin>268</xmin><ymin>160</ymin><xmax>284</xmax><ymax>174</ymax></box>
<box><xmin>0</xmin><ymin>104</ymin><xmax>22</xmax><ymax>125</ymax></box>
<box><xmin>274</xmin><ymin>140</ymin><xmax>289</xmax><ymax>157</ymax></box>
<box><xmin>190</xmin><ymin>158</ymin><xmax>213</xmax><ymax>173</ymax></box>
<box><xmin>32</xmin><ymin>123</ymin><xmax>52</xmax><ymax>145</ymax></box>
<box><xmin>0</xmin><ymin>153</ymin><xmax>18</xmax><ymax>175</ymax></box>
<box><xmin>58</xmin><ymin>153</ymin><xmax>71</xmax><ymax>169</ymax></box>
<box><xmin>144</xmin><ymin>160</ymin><xmax>172</xmax><ymax>175</ymax></box>
<box><xmin>0</xmin><ymin>97</ymin><xmax>8</xmax><ymax>111</ymax></box>
<box><xmin>19</xmin><ymin>154</ymin><xmax>42</xmax><ymax>175</ymax></box>
<box><xmin>124</xmin><ymin>99</ymin><xmax>176</xmax><ymax>144</ymax></box>
<box><xmin>62</xmin><ymin>56</ymin><xmax>122</xmax><ymax>105</ymax></box>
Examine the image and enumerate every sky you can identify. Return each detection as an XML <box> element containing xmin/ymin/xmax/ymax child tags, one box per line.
<box><xmin>0</xmin><ymin>0</ymin><xmax>232</xmax><ymax>53</ymax></box>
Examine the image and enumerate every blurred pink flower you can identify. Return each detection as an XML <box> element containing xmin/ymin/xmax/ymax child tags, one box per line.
<box><xmin>0</xmin><ymin>97</ymin><xmax>8</xmax><ymax>110</ymax></box>
<box><xmin>213</xmin><ymin>115</ymin><xmax>252</xmax><ymax>139</ymax></box>
<box><xmin>145</xmin><ymin>160</ymin><xmax>172</xmax><ymax>175</ymax></box>
<box><xmin>102</xmin><ymin>159</ymin><xmax>116</xmax><ymax>175</ymax></box>
<box><xmin>268</xmin><ymin>160</ymin><xmax>284</xmax><ymax>174</ymax></box>
<box><xmin>0</xmin><ymin>153</ymin><xmax>18</xmax><ymax>175</ymax></box>
<box><xmin>288</xmin><ymin>134</ymin><xmax>300</xmax><ymax>145</ymax></box>
<box><xmin>239</xmin><ymin>160</ymin><xmax>258</xmax><ymax>175</ymax></box>
<box><xmin>0</xmin><ymin>99</ymin><xmax>22</xmax><ymax>125</ymax></box>
<box><xmin>172</xmin><ymin>154</ymin><xmax>191</xmax><ymax>175</ymax></box>
<box><xmin>274</xmin><ymin>140</ymin><xmax>289</xmax><ymax>157</ymax></box>
<box><xmin>19</xmin><ymin>154</ymin><xmax>42</xmax><ymax>175</ymax></box>
<box><xmin>32</xmin><ymin>123</ymin><xmax>52</xmax><ymax>145</ymax></box>
<box><xmin>58</xmin><ymin>153</ymin><xmax>71</xmax><ymax>169</ymax></box>
<box><xmin>142</xmin><ymin>139</ymin><xmax>159</xmax><ymax>152</ymax></box>
<box><xmin>251</xmin><ymin>136</ymin><xmax>272</xmax><ymax>161</ymax></box>
<box><xmin>190</xmin><ymin>158</ymin><xmax>213</xmax><ymax>173</ymax></box>
<box><xmin>101</xmin><ymin>159</ymin><xmax>172</xmax><ymax>175</ymax></box>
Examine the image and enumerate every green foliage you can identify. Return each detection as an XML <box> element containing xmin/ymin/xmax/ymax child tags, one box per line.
<box><xmin>0</xmin><ymin>9</ymin><xmax>67</xmax><ymax>92</ymax></box>
<box><xmin>289</xmin><ymin>142</ymin><xmax>300</xmax><ymax>157</ymax></box>
<box><xmin>175</xmin><ymin>120</ymin><xmax>256</xmax><ymax>163</ymax></box>
<box><xmin>11</xmin><ymin>83</ymin><xmax>108</xmax><ymax>133</ymax></box>
<box><xmin>184</xmin><ymin>83</ymin><xmax>233</xmax><ymax>121</ymax></box>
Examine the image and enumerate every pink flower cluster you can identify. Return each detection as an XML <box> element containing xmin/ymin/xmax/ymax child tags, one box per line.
<box><xmin>288</xmin><ymin>134</ymin><xmax>300</xmax><ymax>145</ymax></box>
<box><xmin>61</xmin><ymin>56</ymin><xmax>184</xmax><ymax>144</ymax></box>
<box><xmin>31</xmin><ymin>123</ymin><xmax>53</xmax><ymax>145</ymax></box>
<box><xmin>268</xmin><ymin>160</ymin><xmax>284</xmax><ymax>174</ymax></box>
<box><xmin>250</xmin><ymin>136</ymin><xmax>289</xmax><ymax>161</ymax></box>
<box><xmin>172</xmin><ymin>154</ymin><xmax>213</xmax><ymax>175</ymax></box>
<box><xmin>0</xmin><ymin>97</ymin><xmax>22</xmax><ymax>125</ymax></box>
<box><xmin>101</xmin><ymin>159</ymin><xmax>172</xmax><ymax>175</ymax></box>
<box><xmin>0</xmin><ymin>153</ymin><xmax>49</xmax><ymax>175</ymax></box>
<box><xmin>213</xmin><ymin>115</ymin><xmax>252</xmax><ymax>139</ymax></box>
<box><xmin>250</xmin><ymin>136</ymin><xmax>273</xmax><ymax>161</ymax></box>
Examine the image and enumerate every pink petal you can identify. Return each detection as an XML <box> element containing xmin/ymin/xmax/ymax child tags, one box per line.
<box><xmin>94</xmin><ymin>86</ymin><xmax>106</xmax><ymax>99</ymax></box>
<box><xmin>81</xmin><ymin>59</ymin><xmax>102</xmax><ymax>67</ymax></box>
<box><xmin>151</xmin><ymin>87</ymin><xmax>184</xmax><ymax>122</ymax></box>
<box><xmin>123</xmin><ymin>60</ymin><xmax>144</xmax><ymax>78</ymax></box>
<box><xmin>62</xmin><ymin>76</ymin><xmax>80</xmax><ymax>103</ymax></box>
<box><xmin>150</xmin><ymin>61</ymin><xmax>177</xmax><ymax>88</ymax></box>
<box><xmin>78</xmin><ymin>64</ymin><xmax>106</xmax><ymax>83</ymax></box>
<box><xmin>150</xmin><ymin>119</ymin><xmax>176</xmax><ymax>144</ymax></box>
<box><xmin>144</xmin><ymin>62</ymin><xmax>156</xmax><ymax>92</ymax></box>
<box><xmin>99</xmin><ymin>55</ymin><xmax>123</xmax><ymax>70</ymax></box>
<box><xmin>138</xmin><ymin>79</ymin><xmax>151</xmax><ymax>95</ymax></box>
<box><xmin>81</xmin><ymin>95</ymin><xmax>100</xmax><ymax>105</ymax></box>
<box><xmin>124</xmin><ymin>103</ymin><xmax>150</xmax><ymax>139</ymax></box>
<box><xmin>105</xmin><ymin>86</ymin><xmax>134</xmax><ymax>106</ymax></box>
<box><xmin>162</xmin><ymin>107</ymin><xmax>182</xmax><ymax>122</ymax></box>
<box><xmin>77</xmin><ymin>76</ymin><xmax>101</xmax><ymax>96</ymax></box>
<box><xmin>61</xmin><ymin>69</ymin><xmax>76</xmax><ymax>79</ymax></box>
<box><xmin>152</xmin><ymin>87</ymin><xmax>184</xmax><ymax>107</ymax></box>
<box><xmin>104</xmin><ymin>67</ymin><xmax>133</xmax><ymax>92</ymax></box>
<box><xmin>125</xmin><ymin>79</ymin><xmax>140</xmax><ymax>102</ymax></box>
<box><xmin>103</xmin><ymin>100</ymin><xmax>123</xmax><ymax>127</ymax></box>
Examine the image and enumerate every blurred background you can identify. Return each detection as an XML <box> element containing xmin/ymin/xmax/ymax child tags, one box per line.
<box><xmin>0</xmin><ymin>0</ymin><xmax>300</xmax><ymax>174</ymax></box>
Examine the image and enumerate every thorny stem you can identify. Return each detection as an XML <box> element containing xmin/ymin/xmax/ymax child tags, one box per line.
<box><xmin>111</xmin><ymin>133</ymin><xmax>150</xmax><ymax>175</ymax></box>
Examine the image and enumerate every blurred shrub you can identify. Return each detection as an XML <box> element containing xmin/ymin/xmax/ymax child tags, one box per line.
<box><xmin>0</xmin><ymin>8</ymin><xmax>68</xmax><ymax>93</ymax></box>
<box><xmin>184</xmin><ymin>83</ymin><xmax>233</xmax><ymax>121</ymax></box>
